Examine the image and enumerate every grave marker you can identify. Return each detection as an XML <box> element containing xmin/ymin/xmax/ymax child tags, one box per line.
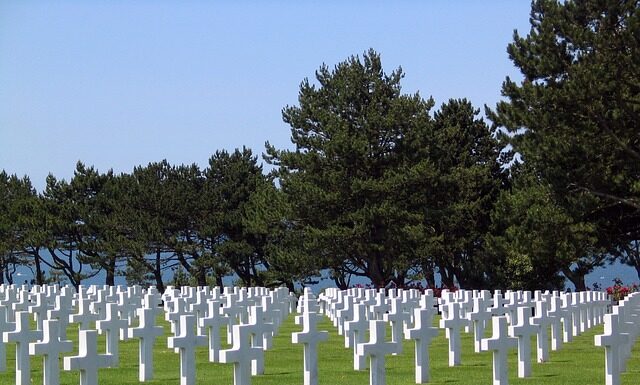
<box><xmin>481</xmin><ymin>315</ymin><xmax>517</xmax><ymax>385</ymax></box>
<box><xmin>357</xmin><ymin>320</ymin><xmax>397</xmax><ymax>385</ymax></box>
<box><xmin>168</xmin><ymin>314</ymin><xmax>207</xmax><ymax>385</ymax></box>
<box><xmin>3</xmin><ymin>310</ymin><xmax>43</xmax><ymax>385</ymax></box>
<box><xmin>128</xmin><ymin>306</ymin><xmax>164</xmax><ymax>381</ymax></box>
<box><xmin>439</xmin><ymin>302</ymin><xmax>467</xmax><ymax>366</ymax></box>
<box><xmin>29</xmin><ymin>319</ymin><xmax>73</xmax><ymax>385</ymax></box>
<box><xmin>220</xmin><ymin>323</ymin><xmax>264</xmax><ymax>385</ymax></box>
<box><xmin>292</xmin><ymin>298</ymin><xmax>328</xmax><ymax>385</ymax></box>
<box><xmin>199</xmin><ymin>299</ymin><xmax>227</xmax><ymax>363</ymax></box>
<box><xmin>63</xmin><ymin>330</ymin><xmax>112</xmax><ymax>385</ymax></box>
<box><xmin>595</xmin><ymin>312</ymin><xmax>624</xmax><ymax>385</ymax></box>
<box><xmin>508</xmin><ymin>305</ymin><xmax>537</xmax><ymax>378</ymax></box>
<box><xmin>404</xmin><ymin>304</ymin><xmax>439</xmax><ymax>383</ymax></box>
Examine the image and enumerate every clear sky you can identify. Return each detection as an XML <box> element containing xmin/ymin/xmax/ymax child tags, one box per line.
<box><xmin>0</xmin><ymin>1</ymin><xmax>533</xmax><ymax>192</ymax></box>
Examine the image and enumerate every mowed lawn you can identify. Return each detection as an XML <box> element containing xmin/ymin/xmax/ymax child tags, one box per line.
<box><xmin>0</xmin><ymin>313</ymin><xmax>638</xmax><ymax>385</ymax></box>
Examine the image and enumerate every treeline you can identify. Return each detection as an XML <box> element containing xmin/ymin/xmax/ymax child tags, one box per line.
<box><xmin>1</xmin><ymin>0</ymin><xmax>638</xmax><ymax>292</ymax></box>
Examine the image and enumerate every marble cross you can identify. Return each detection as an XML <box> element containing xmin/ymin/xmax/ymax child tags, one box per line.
<box><xmin>220</xmin><ymin>323</ymin><xmax>264</xmax><ymax>385</ymax></box>
<box><xmin>167</xmin><ymin>314</ymin><xmax>208</xmax><ymax>385</ymax></box>
<box><xmin>546</xmin><ymin>294</ymin><xmax>565</xmax><ymax>351</ymax></box>
<box><xmin>404</xmin><ymin>304</ymin><xmax>439</xmax><ymax>383</ymax></box>
<box><xmin>95</xmin><ymin>302</ymin><xmax>127</xmax><ymax>367</ymax></box>
<box><xmin>70</xmin><ymin>295</ymin><xmax>98</xmax><ymax>331</ymax></box>
<box><xmin>292</xmin><ymin>299</ymin><xmax>329</xmax><ymax>385</ymax></box>
<box><xmin>29</xmin><ymin>319</ymin><xmax>73</xmax><ymax>385</ymax></box>
<box><xmin>594</xmin><ymin>312</ymin><xmax>624</xmax><ymax>385</ymax></box>
<box><xmin>560</xmin><ymin>293</ymin><xmax>574</xmax><ymax>343</ymax></box>
<box><xmin>468</xmin><ymin>295</ymin><xmax>493</xmax><ymax>353</ymax></box>
<box><xmin>344</xmin><ymin>302</ymin><xmax>369</xmax><ymax>370</ymax></box>
<box><xmin>383</xmin><ymin>296</ymin><xmax>410</xmax><ymax>355</ymax></box>
<box><xmin>530</xmin><ymin>299</ymin><xmax>550</xmax><ymax>363</ymax></box>
<box><xmin>63</xmin><ymin>329</ymin><xmax>113</xmax><ymax>385</ymax></box>
<box><xmin>47</xmin><ymin>292</ymin><xmax>73</xmax><ymax>341</ymax></box>
<box><xmin>439</xmin><ymin>301</ymin><xmax>467</xmax><ymax>366</ymax></box>
<box><xmin>28</xmin><ymin>291</ymin><xmax>50</xmax><ymax>331</ymax></box>
<box><xmin>248</xmin><ymin>305</ymin><xmax>274</xmax><ymax>375</ymax></box>
<box><xmin>198</xmin><ymin>299</ymin><xmax>228</xmax><ymax>363</ymax></box>
<box><xmin>356</xmin><ymin>320</ymin><xmax>397</xmax><ymax>385</ymax></box>
<box><xmin>482</xmin><ymin>315</ymin><xmax>517</xmax><ymax>385</ymax></box>
<box><xmin>0</xmin><ymin>305</ymin><xmax>15</xmax><ymax>372</ymax></box>
<box><xmin>128</xmin><ymin>306</ymin><xmax>164</xmax><ymax>381</ymax></box>
<box><xmin>3</xmin><ymin>310</ymin><xmax>43</xmax><ymax>385</ymax></box>
<box><xmin>508</xmin><ymin>305</ymin><xmax>537</xmax><ymax>378</ymax></box>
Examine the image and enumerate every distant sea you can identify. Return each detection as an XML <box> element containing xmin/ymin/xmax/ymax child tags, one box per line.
<box><xmin>14</xmin><ymin>256</ymin><xmax>639</xmax><ymax>292</ymax></box>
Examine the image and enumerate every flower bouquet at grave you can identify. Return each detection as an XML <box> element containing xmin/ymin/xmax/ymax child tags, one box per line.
<box><xmin>605</xmin><ymin>277</ymin><xmax>640</xmax><ymax>302</ymax></box>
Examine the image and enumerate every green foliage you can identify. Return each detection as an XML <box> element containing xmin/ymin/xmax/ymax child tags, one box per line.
<box><xmin>491</xmin><ymin>0</ymin><xmax>640</xmax><ymax>283</ymax></box>
<box><xmin>419</xmin><ymin>99</ymin><xmax>506</xmax><ymax>289</ymax></box>
<box><xmin>0</xmin><ymin>171</ymin><xmax>39</xmax><ymax>284</ymax></box>
<box><xmin>266</xmin><ymin>49</ymin><xmax>435</xmax><ymax>287</ymax></box>
<box><xmin>487</xmin><ymin>168</ymin><xmax>601</xmax><ymax>290</ymax></box>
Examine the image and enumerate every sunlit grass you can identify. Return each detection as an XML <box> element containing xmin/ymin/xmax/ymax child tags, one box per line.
<box><xmin>0</xmin><ymin>314</ymin><xmax>638</xmax><ymax>385</ymax></box>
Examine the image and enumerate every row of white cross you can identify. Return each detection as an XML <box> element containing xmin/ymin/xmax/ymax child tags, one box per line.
<box><xmin>0</xmin><ymin>283</ymin><xmax>297</xmax><ymax>385</ymax></box>
<box><xmin>315</xmin><ymin>287</ymin><xmax>611</xmax><ymax>385</ymax></box>
<box><xmin>0</xmin><ymin>283</ymin><xmax>633</xmax><ymax>385</ymax></box>
<box><xmin>594</xmin><ymin>291</ymin><xmax>640</xmax><ymax>385</ymax></box>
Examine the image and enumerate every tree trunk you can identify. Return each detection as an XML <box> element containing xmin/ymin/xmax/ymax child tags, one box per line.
<box><xmin>438</xmin><ymin>264</ymin><xmax>455</xmax><ymax>288</ymax></box>
<box><xmin>562</xmin><ymin>267</ymin><xmax>587</xmax><ymax>292</ymax></box>
<box><xmin>105</xmin><ymin>256</ymin><xmax>116</xmax><ymax>286</ymax></box>
<box><xmin>196</xmin><ymin>268</ymin><xmax>207</xmax><ymax>287</ymax></box>
<box><xmin>216</xmin><ymin>274</ymin><xmax>223</xmax><ymax>288</ymax></box>
<box><xmin>34</xmin><ymin>249</ymin><xmax>44</xmax><ymax>285</ymax></box>
<box><xmin>421</xmin><ymin>261</ymin><xmax>436</xmax><ymax>288</ymax></box>
<box><xmin>154</xmin><ymin>250</ymin><xmax>165</xmax><ymax>293</ymax></box>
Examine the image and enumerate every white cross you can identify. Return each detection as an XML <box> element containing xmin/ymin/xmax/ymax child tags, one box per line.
<box><xmin>95</xmin><ymin>302</ymin><xmax>127</xmax><ymax>367</ymax></box>
<box><xmin>165</xmin><ymin>297</ymin><xmax>187</xmax><ymax>337</ymax></box>
<box><xmin>560</xmin><ymin>293</ymin><xmax>574</xmax><ymax>343</ymax></box>
<box><xmin>491</xmin><ymin>291</ymin><xmax>508</xmax><ymax>317</ymax></box>
<box><xmin>370</xmin><ymin>291</ymin><xmax>389</xmax><ymax>320</ymax></box>
<box><xmin>481</xmin><ymin>315</ymin><xmax>517</xmax><ymax>385</ymax></box>
<box><xmin>344</xmin><ymin>302</ymin><xmax>369</xmax><ymax>370</ymax></box>
<box><xmin>292</xmin><ymin>299</ymin><xmax>328</xmax><ymax>385</ymax></box>
<box><xmin>595</xmin><ymin>312</ymin><xmax>625</xmax><ymax>385</ymax></box>
<box><xmin>198</xmin><ymin>299</ymin><xmax>228</xmax><ymax>363</ymax></box>
<box><xmin>570</xmin><ymin>293</ymin><xmax>581</xmax><ymax>337</ymax></box>
<box><xmin>530</xmin><ymin>299</ymin><xmax>550</xmax><ymax>362</ymax></box>
<box><xmin>0</xmin><ymin>305</ymin><xmax>15</xmax><ymax>372</ymax></box>
<box><xmin>439</xmin><ymin>301</ymin><xmax>467</xmax><ymax>366</ymax></box>
<box><xmin>404</xmin><ymin>305</ymin><xmax>439</xmax><ymax>383</ymax></box>
<box><xmin>70</xmin><ymin>295</ymin><xmax>98</xmax><ymax>331</ymax></box>
<box><xmin>547</xmin><ymin>294</ymin><xmax>565</xmax><ymax>351</ymax></box>
<box><xmin>28</xmin><ymin>291</ymin><xmax>51</xmax><ymax>331</ymax></box>
<box><xmin>128</xmin><ymin>306</ymin><xmax>164</xmax><ymax>381</ymax></box>
<box><xmin>508</xmin><ymin>305</ymin><xmax>537</xmax><ymax>378</ymax></box>
<box><xmin>167</xmin><ymin>314</ymin><xmax>208</xmax><ymax>385</ymax></box>
<box><xmin>0</xmin><ymin>287</ymin><xmax>19</xmax><ymax>322</ymax></box>
<box><xmin>383</xmin><ymin>296</ymin><xmax>410</xmax><ymax>355</ymax></box>
<box><xmin>357</xmin><ymin>320</ymin><xmax>397</xmax><ymax>385</ymax></box>
<box><xmin>3</xmin><ymin>310</ymin><xmax>43</xmax><ymax>385</ymax></box>
<box><xmin>29</xmin><ymin>318</ymin><xmax>73</xmax><ymax>385</ymax></box>
<box><xmin>468</xmin><ymin>295</ymin><xmax>493</xmax><ymax>353</ymax></box>
<box><xmin>220</xmin><ymin>323</ymin><xmax>264</xmax><ymax>385</ymax></box>
<box><xmin>222</xmin><ymin>292</ymin><xmax>245</xmax><ymax>344</ymax></box>
<box><xmin>47</xmin><ymin>292</ymin><xmax>73</xmax><ymax>342</ymax></box>
<box><xmin>63</xmin><ymin>329</ymin><xmax>113</xmax><ymax>385</ymax></box>
<box><xmin>248</xmin><ymin>305</ymin><xmax>274</xmax><ymax>375</ymax></box>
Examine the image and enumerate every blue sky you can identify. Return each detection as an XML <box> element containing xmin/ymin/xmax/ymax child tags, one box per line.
<box><xmin>0</xmin><ymin>1</ymin><xmax>532</xmax><ymax>191</ymax></box>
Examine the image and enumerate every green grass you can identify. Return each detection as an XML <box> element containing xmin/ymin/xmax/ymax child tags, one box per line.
<box><xmin>0</xmin><ymin>314</ymin><xmax>638</xmax><ymax>385</ymax></box>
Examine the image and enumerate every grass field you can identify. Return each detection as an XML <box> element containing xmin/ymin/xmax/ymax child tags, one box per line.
<box><xmin>0</xmin><ymin>313</ymin><xmax>638</xmax><ymax>385</ymax></box>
